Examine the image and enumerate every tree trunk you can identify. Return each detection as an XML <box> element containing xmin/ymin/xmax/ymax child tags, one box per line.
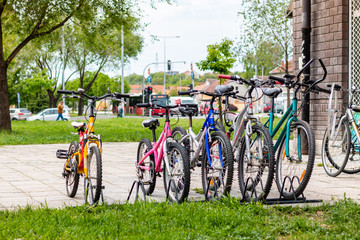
<box><xmin>47</xmin><ymin>89</ymin><xmax>59</xmax><ymax>108</ymax></box>
<box><xmin>78</xmin><ymin>97</ymin><xmax>83</xmax><ymax>116</ymax></box>
<box><xmin>0</xmin><ymin>61</ymin><xmax>11</xmax><ymax>131</ymax></box>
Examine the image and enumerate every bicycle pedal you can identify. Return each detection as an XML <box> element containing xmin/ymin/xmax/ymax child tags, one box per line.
<box><xmin>62</xmin><ymin>171</ymin><xmax>69</xmax><ymax>178</ymax></box>
<box><xmin>156</xmin><ymin>173</ymin><xmax>161</xmax><ymax>177</ymax></box>
<box><xmin>196</xmin><ymin>162</ymin><xmax>202</xmax><ymax>167</ymax></box>
<box><xmin>102</xmin><ymin>186</ymin><xmax>105</xmax><ymax>189</ymax></box>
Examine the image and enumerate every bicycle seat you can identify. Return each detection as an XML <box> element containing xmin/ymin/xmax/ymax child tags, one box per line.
<box><xmin>283</xmin><ymin>74</ymin><xmax>295</xmax><ymax>80</ymax></box>
<box><xmin>71</xmin><ymin>122</ymin><xmax>86</xmax><ymax>129</ymax></box>
<box><xmin>326</xmin><ymin>83</ymin><xmax>342</xmax><ymax>91</ymax></box>
<box><xmin>179</xmin><ymin>107</ymin><xmax>197</xmax><ymax>116</ymax></box>
<box><xmin>263</xmin><ymin>88</ymin><xmax>282</xmax><ymax>98</ymax></box>
<box><xmin>214</xmin><ymin>85</ymin><xmax>234</xmax><ymax>95</ymax></box>
<box><xmin>142</xmin><ymin>118</ymin><xmax>160</xmax><ymax>129</ymax></box>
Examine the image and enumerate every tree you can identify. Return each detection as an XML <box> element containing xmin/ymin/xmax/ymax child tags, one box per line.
<box><xmin>196</xmin><ymin>38</ymin><xmax>236</xmax><ymax>75</ymax></box>
<box><xmin>0</xmin><ymin>0</ymin><xmax>169</xmax><ymax>131</ymax></box>
<box><xmin>237</xmin><ymin>0</ymin><xmax>292</xmax><ymax>104</ymax></box>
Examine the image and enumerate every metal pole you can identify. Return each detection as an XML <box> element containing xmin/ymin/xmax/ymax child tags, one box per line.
<box><xmin>62</xmin><ymin>26</ymin><xmax>66</xmax><ymax>106</ymax></box>
<box><xmin>163</xmin><ymin>38</ymin><xmax>166</xmax><ymax>94</ymax></box>
<box><xmin>121</xmin><ymin>26</ymin><xmax>125</xmax><ymax>117</ymax></box>
<box><xmin>301</xmin><ymin>0</ymin><xmax>311</xmax><ymax>123</ymax></box>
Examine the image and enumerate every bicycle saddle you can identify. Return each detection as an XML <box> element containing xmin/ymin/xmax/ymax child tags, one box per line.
<box><xmin>71</xmin><ymin>122</ymin><xmax>86</xmax><ymax>129</ymax></box>
<box><xmin>142</xmin><ymin>118</ymin><xmax>160</xmax><ymax>129</ymax></box>
<box><xmin>179</xmin><ymin>107</ymin><xmax>197</xmax><ymax>116</ymax></box>
<box><xmin>263</xmin><ymin>88</ymin><xmax>282</xmax><ymax>98</ymax></box>
<box><xmin>326</xmin><ymin>83</ymin><xmax>342</xmax><ymax>90</ymax></box>
<box><xmin>214</xmin><ymin>85</ymin><xmax>234</xmax><ymax>95</ymax></box>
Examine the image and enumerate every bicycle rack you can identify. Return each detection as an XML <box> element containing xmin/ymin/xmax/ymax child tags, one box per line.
<box><xmin>84</xmin><ymin>180</ymin><xmax>105</xmax><ymax>205</ymax></box>
<box><xmin>240</xmin><ymin>176</ymin><xmax>264</xmax><ymax>203</ymax></box>
<box><xmin>205</xmin><ymin>176</ymin><xmax>219</xmax><ymax>201</ymax></box>
<box><xmin>166</xmin><ymin>179</ymin><xmax>179</xmax><ymax>203</ymax></box>
<box><xmin>127</xmin><ymin>179</ymin><xmax>147</xmax><ymax>202</ymax></box>
<box><xmin>265</xmin><ymin>176</ymin><xmax>323</xmax><ymax>205</ymax></box>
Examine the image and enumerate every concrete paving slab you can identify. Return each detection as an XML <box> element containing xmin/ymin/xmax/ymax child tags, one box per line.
<box><xmin>1</xmin><ymin>142</ymin><xmax>360</xmax><ymax>210</ymax></box>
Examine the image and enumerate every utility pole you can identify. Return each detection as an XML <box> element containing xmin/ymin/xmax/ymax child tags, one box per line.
<box><xmin>62</xmin><ymin>26</ymin><xmax>66</xmax><ymax>106</ymax></box>
<box><xmin>121</xmin><ymin>26</ymin><xmax>125</xmax><ymax>116</ymax></box>
<box><xmin>301</xmin><ymin>0</ymin><xmax>311</xmax><ymax>123</ymax></box>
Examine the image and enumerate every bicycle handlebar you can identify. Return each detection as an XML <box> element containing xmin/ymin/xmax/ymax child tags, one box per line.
<box><xmin>178</xmin><ymin>91</ymin><xmax>193</xmax><ymax>95</ymax></box>
<box><xmin>58</xmin><ymin>88</ymin><xmax>129</xmax><ymax>101</ymax></box>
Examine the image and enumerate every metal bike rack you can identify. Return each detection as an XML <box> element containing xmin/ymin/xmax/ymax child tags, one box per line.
<box><xmin>166</xmin><ymin>179</ymin><xmax>179</xmax><ymax>203</ymax></box>
<box><xmin>84</xmin><ymin>180</ymin><xmax>106</xmax><ymax>205</ymax></box>
<box><xmin>205</xmin><ymin>176</ymin><xmax>219</xmax><ymax>201</ymax></box>
<box><xmin>240</xmin><ymin>176</ymin><xmax>263</xmax><ymax>202</ymax></box>
<box><xmin>127</xmin><ymin>180</ymin><xmax>147</xmax><ymax>202</ymax></box>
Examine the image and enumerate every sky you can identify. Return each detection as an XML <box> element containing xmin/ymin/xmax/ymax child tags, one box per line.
<box><xmin>125</xmin><ymin>0</ymin><xmax>243</xmax><ymax>77</ymax></box>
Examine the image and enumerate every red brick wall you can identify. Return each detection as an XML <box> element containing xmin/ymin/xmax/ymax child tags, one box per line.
<box><xmin>292</xmin><ymin>0</ymin><xmax>349</xmax><ymax>139</ymax></box>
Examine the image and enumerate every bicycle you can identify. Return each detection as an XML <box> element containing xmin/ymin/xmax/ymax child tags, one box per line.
<box><xmin>217</xmin><ymin>75</ymin><xmax>275</xmax><ymax>202</ymax></box>
<box><xmin>264</xmin><ymin>58</ymin><xmax>327</xmax><ymax>199</ymax></box>
<box><xmin>321</xmin><ymin>83</ymin><xmax>360</xmax><ymax>176</ymax></box>
<box><xmin>135</xmin><ymin>102</ymin><xmax>190</xmax><ymax>203</ymax></box>
<box><xmin>56</xmin><ymin>88</ymin><xmax>129</xmax><ymax>204</ymax></box>
<box><xmin>172</xmin><ymin>86</ymin><xmax>235</xmax><ymax>200</ymax></box>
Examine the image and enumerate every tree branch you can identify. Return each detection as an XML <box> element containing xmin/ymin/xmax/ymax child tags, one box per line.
<box><xmin>0</xmin><ymin>0</ymin><xmax>7</xmax><ymax>17</ymax></box>
<box><xmin>84</xmin><ymin>56</ymin><xmax>108</xmax><ymax>92</ymax></box>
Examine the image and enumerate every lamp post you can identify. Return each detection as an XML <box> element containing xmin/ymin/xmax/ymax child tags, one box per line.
<box><xmin>151</xmin><ymin>35</ymin><xmax>180</xmax><ymax>94</ymax></box>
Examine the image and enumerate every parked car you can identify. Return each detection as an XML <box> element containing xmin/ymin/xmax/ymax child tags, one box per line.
<box><xmin>10</xmin><ymin>108</ymin><xmax>32</xmax><ymax>120</ymax></box>
<box><xmin>170</xmin><ymin>98</ymin><xmax>199</xmax><ymax>116</ymax></box>
<box><xmin>27</xmin><ymin>108</ymin><xmax>71</xmax><ymax>121</ymax></box>
<box><xmin>263</xmin><ymin>103</ymin><xmax>271</xmax><ymax>113</ymax></box>
<box><xmin>200</xmin><ymin>101</ymin><xmax>219</xmax><ymax>115</ymax></box>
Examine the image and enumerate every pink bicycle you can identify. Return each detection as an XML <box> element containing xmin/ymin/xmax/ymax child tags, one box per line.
<box><xmin>136</xmin><ymin>102</ymin><xmax>190</xmax><ymax>203</ymax></box>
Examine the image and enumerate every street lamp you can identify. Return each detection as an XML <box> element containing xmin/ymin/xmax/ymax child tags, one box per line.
<box><xmin>151</xmin><ymin>35</ymin><xmax>180</xmax><ymax>94</ymax></box>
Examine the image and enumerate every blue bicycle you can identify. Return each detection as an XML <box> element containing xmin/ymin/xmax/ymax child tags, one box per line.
<box><xmin>172</xmin><ymin>85</ymin><xmax>235</xmax><ymax>200</ymax></box>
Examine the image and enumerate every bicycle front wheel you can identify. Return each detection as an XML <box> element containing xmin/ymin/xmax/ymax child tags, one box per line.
<box><xmin>84</xmin><ymin>146</ymin><xmax>102</xmax><ymax>205</ymax></box>
<box><xmin>163</xmin><ymin>142</ymin><xmax>190</xmax><ymax>203</ymax></box>
<box><xmin>66</xmin><ymin>141</ymin><xmax>80</xmax><ymax>197</ymax></box>
<box><xmin>276</xmin><ymin>120</ymin><xmax>315</xmax><ymax>199</ymax></box>
<box><xmin>322</xmin><ymin>118</ymin><xmax>350</xmax><ymax>177</ymax></box>
<box><xmin>202</xmin><ymin>131</ymin><xmax>234</xmax><ymax>200</ymax></box>
<box><xmin>238</xmin><ymin>123</ymin><xmax>275</xmax><ymax>202</ymax></box>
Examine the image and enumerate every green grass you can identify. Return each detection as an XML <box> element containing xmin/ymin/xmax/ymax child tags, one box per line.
<box><xmin>1</xmin><ymin>198</ymin><xmax>360</xmax><ymax>239</ymax></box>
<box><xmin>0</xmin><ymin>118</ymin><xmax>204</xmax><ymax>145</ymax></box>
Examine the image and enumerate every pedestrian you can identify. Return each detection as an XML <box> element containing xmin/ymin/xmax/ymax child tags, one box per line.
<box><xmin>56</xmin><ymin>101</ymin><xmax>65</xmax><ymax>121</ymax></box>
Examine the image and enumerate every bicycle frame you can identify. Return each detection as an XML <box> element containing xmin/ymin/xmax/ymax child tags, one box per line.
<box><xmin>137</xmin><ymin>121</ymin><xmax>173</xmax><ymax>175</ymax></box>
<box><xmin>264</xmin><ymin>97</ymin><xmax>298</xmax><ymax>157</ymax></box>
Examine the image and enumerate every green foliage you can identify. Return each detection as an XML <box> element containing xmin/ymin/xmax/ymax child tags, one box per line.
<box><xmin>237</xmin><ymin>0</ymin><xmax>292</xmax><ymax>75</ymax></box>
<box><xmin>1</xmin><ymin>199</ymin><xmax>360</xmax><ymax>239</ymax></box>
<box><xmin>196</xmin><ymin>38</ymin><xmax>236</xmax><ymax>74</ymax></box>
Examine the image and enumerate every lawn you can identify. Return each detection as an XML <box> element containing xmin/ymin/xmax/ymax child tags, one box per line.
<box><xmin>1</xmin><ymin>198</ymin><xmax>359</xmax><ymax>239</ymax></box>
<box><xmin>0</xmin><ymin>117</ymin><xmax>205</xmax><ymax>145</ymax></box>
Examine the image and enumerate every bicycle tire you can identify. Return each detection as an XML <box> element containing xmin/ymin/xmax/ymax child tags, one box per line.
<box><xmin>163</xmin><ymin>142</ymin><xmax>191</xmax><ymax>203</ymax></box>
<box><xmin>171</xmin><ymin>126</ymin><xmax>190</xmax><ymax>153</ymax></box>
<box><xmin>84</xmin><ymin>146</ymin><xmax>102</xmax><ymax>204</ymax></box>
<box><xmin>66</xmin><ymin>141</ymin><xmax>80</xmax><ymax>197</ymax></box>
<box><xmin>238</xmin><ymin>123</ymin><xmax>275</xmax><ymax>202</ymax></box>
<box><xmin>201</xmin><ymin>131</ymin><xmax>234</xmax><ymax>200</ymax></box>
<box><xmin>137</xmin><ymin>138</ymin><xmax>156</xmax><ymax>195</ymax></box>
<box><xmin>276</xmin><ymin>120</ymin><xmax>315</xmax><ymax>199</ymax></box>
<box><xmin>322</xmin><ymin>118</ymin><xmax>350</xmax><ymax>177</ymax></box>
<box><xmin>342</xmin><ymin>121</ymin><xmax>360</xmax><ymax>174</ymax></box>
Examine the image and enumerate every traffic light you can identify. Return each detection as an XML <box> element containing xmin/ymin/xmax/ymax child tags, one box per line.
<box><xmin>167</xmin><ymin>60</ymin><xmax>171</xmax><ymax>71</ymax></box>
<box><xmin>188</xmin><ymin>84</ymin><xmax>193</xmax><ymax>90</ymax></box>
<box><xmin>147</xmin><ymin>86</ymin><xmax>153</xmax><ymax>95</ymax></box>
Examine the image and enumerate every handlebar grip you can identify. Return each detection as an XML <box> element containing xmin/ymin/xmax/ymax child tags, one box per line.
<box><xmin>114</xmin><ymin>93</ymin><xmax>130</xmax><ymax>98</ymax></box>
<box><xmin>58</xmin><ymin>90</ymin><xmax>75</xmax><ymax>94</ymax></box>
<box><xmin>269</xmin><ymin>75</ymin><xmax>285</xmax><ymax>84</ymax></box>
<box><xmin>178</xmin><ymin>91</ymin><xmax>192</xmax><ymax>95</ymax></box>
<box><xmin>218</xmin><ymin>74</ymin><xmax>231</xmax><ymax>79</ymax></box>
<box><xmin>136</xmin><ymin>103</ymin><xmax>151</xmax><ymax>108</ymax></box>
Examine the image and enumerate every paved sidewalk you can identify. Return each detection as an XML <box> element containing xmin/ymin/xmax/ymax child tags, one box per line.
<box><xmin>1</xmin><ymin>142</ymin><xmax>360</xmax><ymax>210</ymax></box>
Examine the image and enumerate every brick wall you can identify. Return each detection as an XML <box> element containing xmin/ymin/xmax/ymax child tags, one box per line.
<box><xmin>292</xmin><ymin>0</ymin><xmax>349</xmax><ymax>140</ymax></box>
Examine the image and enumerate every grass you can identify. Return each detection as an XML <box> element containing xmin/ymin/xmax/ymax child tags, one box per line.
<box><xmin>1</xmin><ymin>198</ymin><xmax>360</xmax><ymax>239</ymax></box>
<box><xmin>0</xmin><ymin>115</ymin><xmax>285</xmax><ymax>145</ymax></box>
<box><xmin>0</xmin><ymin>117</ymin><xmax>204</xmax><ymax>145</ymax></box>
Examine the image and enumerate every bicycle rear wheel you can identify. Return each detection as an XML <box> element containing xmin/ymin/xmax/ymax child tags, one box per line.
<box><xmin>201</xmin><ymin>131</ymin><xmax>234</xmax><ymax>200</ymax></box>
<box><xmin>137</xmin><ymin>138</ymin><xmax>156</xmax><ymax>195</ymax></box>
<box><xmin>322</xmin><ymin>118</ymin><xmax>350</xmax><ymax>177</ymax></box>
<box><xmin>65</xmin><ymin>141</ymin><xmax>80</xmax><ymax>197</ymax></box>
<box><xmin>84</xmin><ymin>146</ymin><xmax>102</xmax><ymax>205</ymax></box>
<box><xmin>163</xmin><ymin>142</ymin><xmax>190</xmax><ymax>203</ymax></box>
<box><xmin>343</xmin><ymin>121</ymin><xmax>360</xmax><ymax>174</ymax></box>
<box><xmin>172</xmin><ymin>126</ymin><xmax>190</xmax><ymax>156</ymax></box>
<box><xmin>238</xmin><ymin>123</ymin><xmax>275</xmax><ymax>202</ymax></box>
<box><xmin>276</xmin><ymin>120</ymin><xmax>315</xmax><ymax>199</ymax></box>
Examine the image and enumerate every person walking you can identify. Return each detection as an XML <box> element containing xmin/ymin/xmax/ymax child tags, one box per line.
<box><xmin>56</xmin><ymin>101</ymin><xmax>65</xmax><ymax>121</ymax></box>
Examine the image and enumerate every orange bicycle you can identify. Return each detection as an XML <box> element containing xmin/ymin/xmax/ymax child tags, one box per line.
<box><xmin>56</xmin><ymin>88</ymin><xmax>129</xmax><ymax>204</ymax></box>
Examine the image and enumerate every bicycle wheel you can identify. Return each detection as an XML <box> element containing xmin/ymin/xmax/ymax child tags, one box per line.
<box><xmin>163</xmin><ymin>142</ymin><xmax>190</xmax><ymax>203</ymax></box>
<box><xmin>172</xmin><ymin>126</ymin><xmax>190</xmax><ymax>152</ymax></box>
<box><xmin>65</xmin><ymin>141</ymin><xmax>80</xmax><ymax>197</ymax></box>
<box><xmin>84</xmin><ymin>145</ymin><xmax>102</xmax><ymax>204</ymax></box>
<box><xmin>238</xmin><ymin>123</ymin><xmax>275</xmax><ymax>202</ymax></box>
<box><xmin>322</xmin><ymin>118</ymin><xmax>350</xmax><ymax>177</ymax></box>
<box><xmin>343</xmin><ymin>122</ymin><xmax>360</xmax><ymax>174</ymax></box>
<box><xmin>276</xmin><ymin>120</ymin><xmax>315</xmax><ymax>199</ymax></box>
<box><xmin>137</xmin><ymin>138</ymin><xmax>156</xmax><ymax>195</ymax></box>
<box><xmin>202</xmin><ymin>131</ymin><xmax>234</xmax><ymax>200</ymax></box>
